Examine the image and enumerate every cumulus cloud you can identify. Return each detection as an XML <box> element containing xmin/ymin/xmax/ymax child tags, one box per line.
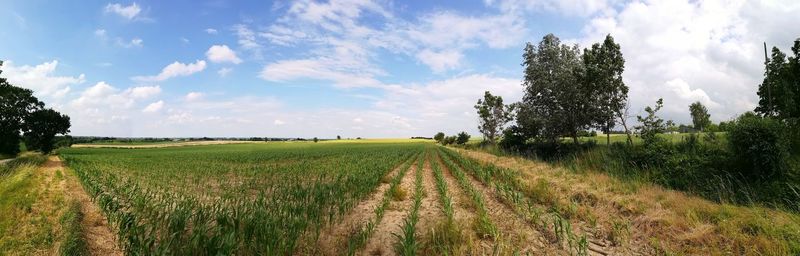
<box><xmin>104</xmin><ymin>2</ymin><xmax>142</xmax><ymax>20</ymax></box>
<box><xmin>142</xmin><ymin>100</ymin><xmax>164</xmax><ymax>113</ymax></box>
<box><xmin>206</xmin><ymin>45</ymin><xmax>242</xmax><ymax>64</ymax></box>
<box><xmin>260</xmin><ymin>59</ymin><xmax>381</xmax><ymax>88</ymax></box>
<box><xmin>575</xmin><ymin>0</ymin><xmax>800</xmax><ymax>122</ymax></box>
<box><xmin>1</xmin><ymin>60</ymin><xmax>85</xmax><ymax>99</ymax></box>
<box><xmin>133</xmin><ymin>60</ymin><xmax>206</xmax><ymax>82</ymax></box>
<box><xmin>205</xmin><ymin>28</ymin><xmax>218</xmax><ymax>34</ymax></box>
<box><xmin>485</xmin><ymin>0</ymin><xmax>616</xmax><ymax>17</ymax></box>
<box><xmin>274</xmin><ymin>119</ymin><xmax>285</xmax><ymax>125</ymax></box>
<box><xmin>415</xmin><ymin>49</ymin><xmax>464</xmax><ymax>73</ymax></box>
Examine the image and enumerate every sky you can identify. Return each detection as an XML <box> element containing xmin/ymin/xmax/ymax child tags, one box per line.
<box><xmin>1</xmin><ymin>0</ymin><xmax>798</xmax><ymax>138</ymax></box>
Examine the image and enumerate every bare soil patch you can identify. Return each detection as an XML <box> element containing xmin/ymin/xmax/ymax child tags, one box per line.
<box><xmin>360</xmin><ymin>161</ymin><xmax>418</xmax><ymax>255</ymax></box>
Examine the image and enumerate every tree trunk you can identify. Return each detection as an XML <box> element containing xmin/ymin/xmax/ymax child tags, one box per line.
<box><xmin>606</xmin><ymin>132</ymin><xmax>610</xmax><ymax>145</ymax></box>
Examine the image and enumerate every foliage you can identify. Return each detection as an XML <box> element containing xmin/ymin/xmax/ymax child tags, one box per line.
<box><xmin>520</xmin><ymin>34</ymin><xmax>587</xmax><ymax>142</ymax></box>
<box><xmin>474</xmin><ymin>91</ymin><xmax>513</xmax><ymax>144</ymax></box>
<box><xmin>689</xmin><ymin>101</ymin><xmax>711</xmax><ymax>132</ymax></box>
<box><xmin>727</xmin><ymin>112</ymin><xmax>790</xmax><ymax>181</ymax></box>
<box><xmin>24</xmin><ymin>109</ymin><xmax>71</xmax><ymax>153</ymax></box>
<box><xmin>635</xmin><ymin>98</ymin><xmax>671</xmax><ymax>146</ymax></box>
<box><xmin>519</xmin><ymin>34</ymin><xmax>628</xmax><ymax>144</ymax></box>
<box><xmin>756</xmin><ymin>39</ymin><xmax>800</xmax><ymax>121</ymax></box>
<box><xmin>584</xmin><ymin>35</ymin><xmax>628</xmax><ymax>140</ymax></box>
<box><xmin>433</xmin><ymin>132</ymin><xmax>445</xmax><ymax>143</ymax></box>
<box><xmin>0</xmin><ymin>61</ymin><xmax>71</xmax><ymax>155</ymax></box>
<box><xmin>455</xmin><ymin>132</ymin><xmax>470</xmax><ymax>145</ymax></box>
<box><xmin>442</xmin><ymin>136</ymin><xmax>456</xmax><ymax>145</ymax></box>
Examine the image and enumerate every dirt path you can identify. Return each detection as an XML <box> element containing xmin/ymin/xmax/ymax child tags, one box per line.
<box><xmin>47</xmin><ymin>156</ymin><xmax>123</xmax><ymax>256</ymax></box>
<box><xmin>314</xmin><ymin>158</ymin><xmax>411</xmax><ymax>255</ymax></box>
<box><xmin>0</xmin><ymin>158</ymin><xmax>12</xmax><ymax>165</ymax></box>
<box><xmin>437</xmin><ymin>153</ymin><xmax>552</xmax><ymax>255</ymax></box>
<box><xmin>361</xmin><ymin>161</ymin><xmax>418</xmax><ymax>255</ymax></box>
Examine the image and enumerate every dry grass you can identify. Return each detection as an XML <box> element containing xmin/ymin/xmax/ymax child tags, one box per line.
<box><xmin>457</xmin><ymin>148</ymin><xmax>800</xmax><ymax>255</ymax></box>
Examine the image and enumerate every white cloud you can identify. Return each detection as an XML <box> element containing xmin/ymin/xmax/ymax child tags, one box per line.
<box><xmin>185</xmin><ymin>92</ymin><xmax>204</xmax><ymax>101</ymax></box>
<box><xmin>142</xmin><ymin>100</ymin><xmax>164</xmax><ymax>113</ymax></box>
<box><xmin>205</xmin><ymin>28</ymin><xmax>218</xmax><ymax>34</ymax></box>
<box><xmin>104</xmin><ymin>2</ymin><xmax>142</xmax><ymax>20</ymax></box>
<box><xmin>205</xmin><ymin>45</ymin><xmax>242</xmax><ymax>64</ymax></box>
<box><xmin>274</xmin><ymin>119</ymin><xmax>285</xmax><ymax>125</ymax></box>
<box><xmin>117</xmin><ymin>37</ymin><xmax>143</xmax><ymax>48</ymax></box>
<box><xmin>485</xmin><ymin>0</ymin><xmax>616</xmax><ymax>17</ymax></box>
<box><xmin>1</xmin><ymin>60</ymin><xmax>86</xmax><ymax>99</ymax></box>
<box><xmin>415</xmin><ymin>49</ymin><xmax>464</xmax><ymax>73</ymax></box>
<box><xmin>217</xmin><ymin>67</ymin><xmax>232</xmax><ymax>77</ymax></box>
<box><xmin>133</xmin><ymin>60</ymin><xmax>207</xmax><ymax>82</ymax></box>
<box><xmin>125</xmin><ymin>85</ymin><xmax>161</xmax><ymax>99</ymax></box>
<box><xmin>233</xmin><ymin>24</ymin><xmax>259</xmax><ymax>50</ymax></box>
<box><xmin>260</xmin><ymin>59</ymin><xmax>381</xmax><ymax>88</ymax></box>
<box><xmin>94</xmin><ymin>29</ymin><xmax>107</xmax><ymax>38</ymax></box>
<box><xmin>576</xmin><ymin>0</ymin><xmax>800</xmax><ymax>122</ymax></box>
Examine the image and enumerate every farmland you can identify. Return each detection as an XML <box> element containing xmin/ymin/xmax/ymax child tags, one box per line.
<box><xmin>46</xmin><ymin>141</ymin><xmax>800</xmax><ymax>255</ymax></box>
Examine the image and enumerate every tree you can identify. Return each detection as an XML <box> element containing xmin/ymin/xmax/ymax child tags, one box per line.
<box><xmin>434</xmin><ymin>132</ymin><xmax>445</xmax><ymax>143</ymax></box>
<box><xmin>689</xmin><ymin>101</ymin><xmax>711</xmax><ymax>132</ymax></box>
<box><xmin>23</xmin><ymin>108</ymin><xmax>71</xmax><ymax>153</ymax></box>
<box><xmin>456</xmin><ymin>132</ymin><xmax>470</xmax><ymax>145</ymax></box>
<box><xmin>313</xmin><ymin>137</ymin><xmax>319</xmax><ymax>143</ymax></box>
<box><xmin>475</xmin><ymin>91</ymin><xmax>513</xmax><ymax>145</ymax></box>
<box><xmin>756</xmin><ymin>39</ymin><xmax>800</xmax><ymax>122</ymax></box>
<box><xmin>520</xmin><ymin>34</ymin><xmax>591</xmax><ymax>143</ymax></box>
<box><xmin>443</xmin><ymin>136</ymin><xmax>457</xmax><ymax>145</ymax></box>
<box><xmin>583</xmin><ymin>35</ymin><xmax>628</xmax><ymax>145</ymax></box>
<box><xmin>1</xmin><ymin>61</ymin><xmax>46</xmax><ymax>156</ymax></box>
<box><xmin>635</xmin><ymin>98</ymin><xmax>668</xmax><ymax>145</ymax></box>
<box><xmin>336</xmin><ymin>135</ymin><xmax>341</xmax><ymax>140</ymax></box>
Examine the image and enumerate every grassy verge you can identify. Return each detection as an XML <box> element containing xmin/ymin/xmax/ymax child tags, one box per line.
<box><xmin>0</xmin><ymin>154</ymin><xmax>58</xmax><ymax>254</ymax></box>
<box><xmin>455</xmin><ymin>147</ymin><xmax>800</xmax><ymax>255</ymax></box>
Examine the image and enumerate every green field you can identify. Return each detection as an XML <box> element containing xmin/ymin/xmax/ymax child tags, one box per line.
<box><xmin>60</xmin><ymin>142</ymin><xmax>429</xmax><ymax>254</ymax></box>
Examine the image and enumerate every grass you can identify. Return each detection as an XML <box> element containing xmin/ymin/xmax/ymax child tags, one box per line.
<box><xmin>454</xmin><ymin>147</ymin><xmax>800</xmax><ymax>255</ymax></box>
<box><xmin>0</xmin><ymin>154</ymin><xmax>67</xmax><ymax>255</ymax></box>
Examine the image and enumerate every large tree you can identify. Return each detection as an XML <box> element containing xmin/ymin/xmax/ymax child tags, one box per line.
<box><xmin>756</xmin><ymin>39</ymin><xmax>800</xmax><ymax>122</ymax></box>
<box><xmin>1</xmin><ymin>61</ymin><xmax>45</xmax><ymax>155</ymax></box>
<box><xmin>24</xmin><ymin>108</ymin><xmax>71</xmax><ymax>153</ymax></box>
<box><xmin>583</xmin><ymin>35</ymin><xmax>628</xmax><ymax>145</ymax></box>
<box><xmin>520</xmin><ymin>34</ymin><xmax>589</xmax><ymax>143</ymax></box>
<box><xmin>0</xmin><ymin>60</ymin><xmax>70</xmax><ymax>155</ymax></box>
<box><xmin>475</xmin><ymin>91</ymin><xmax>513</xmax><ymax>145</ymax></box>
<box><xmin>689</xmin><ymin>101</ymin><xmax>711</xmax><ymax>132</ymax></box>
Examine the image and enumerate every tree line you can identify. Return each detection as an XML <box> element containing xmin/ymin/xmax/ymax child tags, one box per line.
<box><xmin>0</xmin><ymin>61</ymin><xmax>71</xmax><ymax>156</ymax></box>
<box><xmin>468</xmin><ymin>34</ymin><xmax>800</xmax><ymax>210</ymax></box>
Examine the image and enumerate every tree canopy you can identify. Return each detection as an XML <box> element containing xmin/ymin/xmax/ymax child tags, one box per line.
<box><xmin>756</xmin><ymin>39</ymin><xmax>800</xmax><ymax>122</ymax></box>
<box><xmin>689</xmin><ymin>101</ymin><xmax>711</xmax><ymax>132</ymax></box>
<box><xmin>475</xmin><ymin>91</ymin><xmax>513</xmax><ymax>144</ymax></box>
<box><xmin>0</xmin><ymin>60</ymin><xmax>71</xmax><ymax>155</ymax></box>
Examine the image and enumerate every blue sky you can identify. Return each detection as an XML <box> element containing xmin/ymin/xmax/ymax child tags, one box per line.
<box><xmin>1</xmin><ymin>0</ymin><xmax>799</xmax><ymax>138</ymax></box>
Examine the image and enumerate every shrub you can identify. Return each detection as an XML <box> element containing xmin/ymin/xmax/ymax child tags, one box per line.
<box><xmin>727</xmin><ymin>113</ymin><xmax>790</xmax><ymax>182</ymax></box>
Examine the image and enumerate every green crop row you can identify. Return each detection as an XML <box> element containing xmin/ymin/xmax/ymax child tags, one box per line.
<box><xmin>61</xmin><ymin>143</ymin><xmax>427</xmax><ymax>255</ymax></box>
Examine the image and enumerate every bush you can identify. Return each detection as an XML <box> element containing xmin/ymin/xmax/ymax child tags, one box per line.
<box><xmin>727</xmin><ymin>113</ymin><xmax>790</xmax><ymax>182</ymax></box>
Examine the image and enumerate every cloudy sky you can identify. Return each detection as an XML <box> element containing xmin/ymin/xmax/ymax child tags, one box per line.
<box><xmin>1</xmin><ymin>0</ymin><xmax>798</xmax><ymax>138</ymax></box>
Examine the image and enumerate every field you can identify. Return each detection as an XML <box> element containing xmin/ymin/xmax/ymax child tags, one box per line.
<box><xmin>1</xmin><ymin>141</ymin><xmax>796</xmax><ymax>255</ymax></box>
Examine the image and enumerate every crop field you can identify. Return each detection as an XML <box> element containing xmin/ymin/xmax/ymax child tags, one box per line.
<box><xmin>55</xmin><ymin>141</ymin><xmax>800</xmax><ymax>255</ymax></box>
